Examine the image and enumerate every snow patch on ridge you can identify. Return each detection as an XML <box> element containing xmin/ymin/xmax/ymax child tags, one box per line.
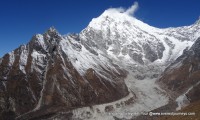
<box><xmin>36</xmin><ymin>34</ymin><xmax>46</xmax><ymax>49</ymax></box>
<box><xmin>31</xmin><ymin>50</ymin><xmax>46</xmax><ymax>73</ymax></box>
<box><xmin>19</xmin><ymin>45</ymin><xmax>28</xmax><ymax>74</ymax></box>
<box><xmin>8</xmin><ymin>51</ymin><xmax>15</xmax><ymax>66</ymax></box>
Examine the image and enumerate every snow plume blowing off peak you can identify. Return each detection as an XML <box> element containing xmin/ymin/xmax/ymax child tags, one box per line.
<box><xmin>125</xmin><ymin>2</ymin><xmax>139</xmax><ymax>16</ymax></box>
<box><xmin>88</xmin><ymin>2</ymin><xmax>139</xmax><ymax>30</ymax></box>
<box><xmin>105</xmin><ymin>2</ymin><xmax>139</xmax><ymax>16</ymax></box>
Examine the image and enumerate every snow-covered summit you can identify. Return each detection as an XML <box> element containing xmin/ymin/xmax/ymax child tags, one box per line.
<box><xmin>82</xmin><ymin>6</ymin><xmax>200</xmax><ymax>66</ymax></box>
<box><xmin>88</xmin><ymin>7</ymin><xmax>158</xmax><ymax>33</ymax></box>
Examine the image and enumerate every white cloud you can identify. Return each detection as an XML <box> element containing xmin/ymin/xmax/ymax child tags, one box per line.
<box><xmin>105</xmin><ymin>2</ymin><xmax>139</xmax><ymax>17</ymax></box>
<box><xmin>107</xmin><ymin>7</ymin><xmax>125</xmax><ymax>13</ymax></box>
<box><xmin>125</xmin><ymin>2</ymin><xmax>139</xmax><ymax>16</ymax></box>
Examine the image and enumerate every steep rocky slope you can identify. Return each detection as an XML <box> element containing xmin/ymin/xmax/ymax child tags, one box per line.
<box><xmin>158</xmin><ymin>37</ymin><xmax>200</xmax><ymax>111</ymax></box>
<box><xmin>0</xmin><ymin>28</ymin><xmax>129</xmax><ymax>120</ymax></box>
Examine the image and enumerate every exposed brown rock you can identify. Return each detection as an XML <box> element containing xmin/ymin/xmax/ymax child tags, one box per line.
<box><xmin>158</xmin><ymin>38</ymin><xmax>200</xmax><ymax>104</ymax></box>
<box><xmin>0</xmin><ymin>29</ymin><xmax>129</xmax><ymax>120</ymax></box>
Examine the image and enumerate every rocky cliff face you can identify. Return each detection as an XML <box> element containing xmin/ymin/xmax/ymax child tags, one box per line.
<box><xmin>158</xmin><ymin>37</ymin><xmax>200</xmax><ymax>110</ymax></box>
<box><xmin>0</xmin><ymin>28</ymin><xmax>129</xmax><ymax>119</ymax></box>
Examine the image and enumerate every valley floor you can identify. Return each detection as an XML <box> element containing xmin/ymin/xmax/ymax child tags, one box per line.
<box><xmin>70</xmin><ymin>72</ymin><xmax>169</xmax><ymax>120</ymax></box>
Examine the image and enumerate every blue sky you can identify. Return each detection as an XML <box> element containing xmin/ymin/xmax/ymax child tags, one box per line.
<box><xmin>0</xmin><ymin>0</ymin><xmax>200</xmax><ymax>57</ymax></box>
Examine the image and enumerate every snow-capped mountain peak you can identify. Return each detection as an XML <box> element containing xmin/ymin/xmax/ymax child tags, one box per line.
<box><xmin>1</xmin><ymin>4</ymin><xmax>200</xmax><ymax>119</ymax></box>
<box><xmin>88</xmin><ymin>7</ymin><xmax>157</xmax><ymax>33</ymax></box>
<box><xmin>82</xmin><ymin>8</ymin><xmax>200</xmax><ymax>67</ymax></box>
<box><xmin>82</xmin><ymin>10</ymin><xmax>167</xmax><ymax>65</ymax></box>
